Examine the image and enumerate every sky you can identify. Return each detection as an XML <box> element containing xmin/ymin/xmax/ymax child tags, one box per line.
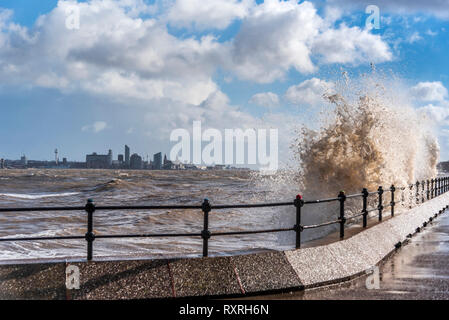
<box><xmin>0</xmin><ymin>0</ymin><xmax>449</xmax><ymax>164</ymax></box>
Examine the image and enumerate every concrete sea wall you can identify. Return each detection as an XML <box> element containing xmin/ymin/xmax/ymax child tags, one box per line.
<box><xmin>1</xmin><ymin>193</ymin><xmax>449</xmax><ymax>299</ymax></box>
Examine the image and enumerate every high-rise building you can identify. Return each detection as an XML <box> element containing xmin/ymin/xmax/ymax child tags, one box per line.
<box><xmin>125</xmin><ymin>145</ymin><xmax>130</xmax><ymax>167</ymax></box>
<box><xmin>130</xmin><ymin>153</ymin><xmax>143</xmax><ymax>169</ymax></box>
<box><xmin>118</xmin><ymin>154</ymin><xmax>124</xmax><ymax>163</ymax></box>
<box><xmin>153</xmin><ymin>152</ymin><xmax>162</xmax><ymax>170</ymax></box>
<box><xmin>0</xmin><ymin>158</ymin><xmax>5</xmax><ymax>169</ymax></box>
<box><xmin>20</xmin><ymin>155</ymin><xmax>28</xmax><ymax>166</ymax></box>
<box><xmin>107</xmin><ymin>149</ymin><xmax>113</xmax><ymax>166</ymax></box>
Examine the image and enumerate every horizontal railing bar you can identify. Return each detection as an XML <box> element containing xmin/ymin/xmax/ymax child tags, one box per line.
<box><xmin>304</xmin><ymin>197</ymin><xmax>339</xmax><ymax>204</ymax></box>
<box><xmin>212</xmin><ymin>227</ymin><xmax>295</xmax><ymax>236</ymax></box>
<box><xmin>345</xmin><ymin>193</ymin><xmax>363</xmax><ymax>199</ymax></box>
<box><xmin>95</xmin><ymin>205</ymin><xmax>202</xmax><ymax>210</ymax></box>
<box><xmin>345</xmin><ymin>212</ymin><xmax>365</xmax><ymax>221</ymax></box>
<box><xmin>96</xmin><ymin>233</ymin><xmax>201</xmax><ymax>238</ymax></box>
<box><xmin>0</xmin><ymin>235</ymin><xmax>85</xmax><ymax>242</ymax></box>
<box><xmin>0</xmin><ymin>206</ymin><xmax>85</xmax><ymax>212</ymax></box>
<box><xmin>303</xmin><ymin>219</ymin><xmax>340</xmax><ymax>229</ymax></box>
<box><xmin>211</xmin><ymin>202</ymin><xmax>293</xmax><ymax>209</ymax></box>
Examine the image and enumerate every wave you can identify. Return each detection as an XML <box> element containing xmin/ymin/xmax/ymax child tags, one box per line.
<box><xmin>256</xmin><ymin>68</ymin><xmax>439</xmax><ymax>242</ymax></box>
<box><xmin>0</xmin><ymin>192</ymin><xmax>79</xmax><ymax>200</ymax></box>
<box><xmin>89</xmin><ymin>178</ymin><xmax>137</xmax><ymax>192</ymax></box>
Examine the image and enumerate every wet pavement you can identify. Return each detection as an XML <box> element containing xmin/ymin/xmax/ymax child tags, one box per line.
<box><xmin>251</xmin><ymin>211</ymin><xmax>449</xmax><ymax>300</ymax></box>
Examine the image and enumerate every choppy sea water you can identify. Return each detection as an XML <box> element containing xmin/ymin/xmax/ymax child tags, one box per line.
<box><xmin>0</xmin><ymin>169</ymin><xmax>296</xmax><ymax>261</ymax></box>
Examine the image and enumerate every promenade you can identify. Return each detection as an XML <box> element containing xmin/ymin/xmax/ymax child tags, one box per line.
<box><xmin>255</xmin><ymin>208</ymin><xmax>449</xmax><ymax>300</ymax></box>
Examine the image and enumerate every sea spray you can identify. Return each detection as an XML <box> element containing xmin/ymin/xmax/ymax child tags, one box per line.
<box><xmin>255</xmin><ymin>69</ymin><xmax>440</xmax><ymax>243</ymax></box>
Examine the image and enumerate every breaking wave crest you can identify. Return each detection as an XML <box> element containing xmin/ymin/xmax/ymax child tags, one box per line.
<box><xmin>257</xmin><ymin>69</ymin><xmax>440</xmax><ymax>241</ymax></box>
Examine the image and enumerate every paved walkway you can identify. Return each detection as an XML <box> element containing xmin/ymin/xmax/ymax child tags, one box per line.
<box><xmin>254</xmin><ymin>211</ymin><xmax>449</xmax><ymax>300</ymax></box>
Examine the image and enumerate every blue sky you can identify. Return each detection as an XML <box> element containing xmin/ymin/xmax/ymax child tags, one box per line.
<box><xmin>0</xmin><ymin>0</ymin><xmax>449</xmax><ymax>164</ymax></box>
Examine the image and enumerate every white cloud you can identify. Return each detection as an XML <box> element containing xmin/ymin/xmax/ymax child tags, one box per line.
<box><xmin>411</xmin><ymin>81</ymin><xmax>448</xmax><ymax>102</ymax></box>
<box><xmin>249</xmin><ymin>92</ymin><xmax>280</xmax><ymax>108</ymax></box>
<box><xmin>408</xmin><ymin>31</ymin><xmax>423</xmax><ymax>43</ymax></box>
<box><xmin>426</xmin><ymin>29</ymin><xmax>438</xmax><ymax>36</ymax></box>
<box><xmin>82</xmin><ymin>121</ymin><xmax>108</xmax><ymax>133</ymax></box>
<box><xmin>418</xmin><ymin>103</ymin><xmax>449</xmax><ymax>126</ymax></box>
<box><xmin>285</xmin><ymin>78</ymin><xmax>334</xmax><ymax>105</ymax></box>
<box><xmin>312</xmin><ymin>24</ymin><xmax>392</xmax><ymax>65</ymax></box>
<box><xmin>166</xmin><ymin>0</ymin><xmax>253</xmax><ymax>30</ymax></box>
<box><xmin>228</xmin><ymin>1</ymin><xmax>392</xmax><ymax>83</ymax></box>
<box><xmin>0</xmin><ymin>0</ymin><xmax>221</xmax><ymax>104</ymax></box>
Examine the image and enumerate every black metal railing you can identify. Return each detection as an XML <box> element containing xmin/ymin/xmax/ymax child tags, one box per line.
<box><xmin>1</xmin><ymin>176</ymin><xmax>448</xmax><ymax>260</ymax></box>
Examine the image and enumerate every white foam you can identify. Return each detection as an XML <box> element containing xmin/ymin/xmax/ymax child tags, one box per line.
<box><xmin>0</xmin><ymin>192</ymin><xmax>79</xmax><ymax>200</ymax></box>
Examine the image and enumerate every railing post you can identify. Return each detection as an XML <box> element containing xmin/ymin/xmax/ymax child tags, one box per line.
<box><xmin>443</xmin><ymin>177</ymin><xmax>447</xmax><ymax>193</ymax></box>
<box><xmin>294</xmin><ymin>194</ymin><xmax>304</xmax><ymax>249</ymax></box>
<box><xmin>378</xmin><ymin>186</ymin><xmax>383</xmax><ymax>221</ymax></box>
<box><xmin>441</xmin><ymin>177</ymin><xmax>445</xmax><ymax>193</ymax></box>
<box><xmin>85</xmin><ymin>199</ymin><xmax>95</xmax><ymax>261</ymax></box>
<box><xmin>421</xmin><ymin>180</ymin><xmax>425</xmax><ymax>203</ymax></box>
<box><xmin>426</xmin><ymin>179</ymin><xmax>430</xmax><ymax>200</ymax></box>
<box><xmin>338</xmin><ymin>191</ymin><xmax>346</xmax><ymax>239</ymax></box>
<box><xmin>431</xmin><ymin>179</ymin><xmax>434</xmax><ymax>199</ymax></box>
<box><xmin>416</xmin><ymin>181</ymin><xmax>420</xmax><ymax>204</ymax></box>
<box><xmin>390</xmin><ymin>185</ymin><xmax>395</xmax><ymax>217</ymax></box>
<box><xmin>362</xmin><ymin>188</ymin><xmax>368</xmax><ymax>228</ymax></box>
<box><xmin>201</xmin><ymin>198</ymin><xmax>211</xmax><ymax>257</ymax></box>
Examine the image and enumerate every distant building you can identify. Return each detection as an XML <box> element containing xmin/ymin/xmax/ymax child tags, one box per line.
<box><xmin>86</xmin><ymin>150</ymin><xmax>113</xmax><ymax>169</ymax></box>
<box><xmin>20</xmin><ymin>155</ymin><xmax>28</xmax><ymax>166</ymax></box>
<box><xmin>118</xmin><ymin>154</ymin><xmax>124</xmax><ymax>163</ymax></box>
<box><xmin>125</xmin><ymin>145</ymin><xmax>130</xmax><ymax>167</ymax></box>
<box><xmin>130</xmin><ymin>153</ymin><xmax>143</xmax><ymax>169</ymax></box>
<box><xmin>0</xmin><ymin>158</ymin><xmax>4</xmax><ymax>169</ymax></box>
<box><xmin>153</xmin><ymin>152</ymin><xmax>162</xmax><ymax>170</ymax></box>
<box><xmin>62</xmin><ymin>158</ymin><xmax>67</xmax><ymax>165</ymax></box>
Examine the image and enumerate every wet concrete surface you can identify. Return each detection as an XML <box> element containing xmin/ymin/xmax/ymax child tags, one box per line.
<box><xmin>249</xmin><ymin>211</ymin><xmax>449</xmax><ymax>300</ymax></box>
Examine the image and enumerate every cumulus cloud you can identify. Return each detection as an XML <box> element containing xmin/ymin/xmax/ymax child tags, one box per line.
<box><xmin>285</xmin><ymin>78</ymin><xmax>334</xmax><ymax>105</ymax></box>
<box><xmin>411</xmin><ymin>81</ymin><xmax>448</xmax><ymax>102</ymax></box>
<box><xmin>312</xmin><ymin>24</ymin><xmax>392</xmax><ymax>65</ymax></box>
<box><xmin>0</xmin><ymin>0</ymin><xmax>393</xmax><ymax>94</ymax></box>
<box><xmin>228</xmin><ymin>0</ymin><xmax>392</xmax><ymax>83</ymax></box>
<box><xmin>249</xmin><ymin>92</ymin><xmax>280</xmax><ymax>108</ymax></box>
<box><xmin>166</xmin><ymin>0</ymin><xmax>253</xmax><ymax>30</ymax></box>
<box><xmin>418</xmin><ymin>103</ymin><xmax>449</xmax><ymax>126</ymax></box>
<box><xmin>0</xmin><ymin>0</ymin><xmax>221</xmax><ymax>104</ymax></box>
<box><xmin>82</xmin><ymin>121</ymin><xmax>108</xmax><ymax>133</ymax></box>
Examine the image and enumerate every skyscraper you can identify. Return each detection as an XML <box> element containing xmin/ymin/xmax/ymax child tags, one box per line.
<box><xmin>153</xmin><ymin>152</ymin><xmax>162</xmax><ymax>170</ymax></box>
<box><xmin>107</xmin><ymin>149</ymin><xmax>113</xmax><ymax>166</ymax></box>
<box><xmin>125</xmin><ymin>145</ymin><xmax>130</xmax><ymax>167</ymax></box>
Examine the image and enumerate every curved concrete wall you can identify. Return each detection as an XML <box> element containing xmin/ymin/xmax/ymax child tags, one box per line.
<box><xmin>1</xmin><ymin>193</ymin><xmax>448</xmax><ymax>299</ymax></box>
